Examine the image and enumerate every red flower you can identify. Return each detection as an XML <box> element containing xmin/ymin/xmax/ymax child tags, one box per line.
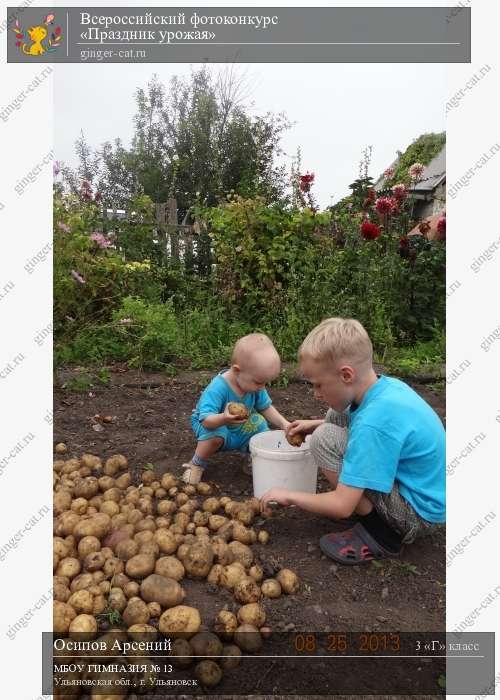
<box><xmin>360</xmin><ymin>221</ymin><xmax>381</xmax><ymax>240</ymax></box>
<box><xmin>375</xmin><ymin>196</ymin><xmax>396</xmax><ymax>215</ymax></box>
<box><xmin>437</xmin><ymin>216</ymin><xmax>446</xmax><ymax>240</ymax></box>
<box><xmin>15</xmin><ymin>41</ymin><xmax>21</xmax><ymax>46</ymax></box>
<box><xmin>366</xmin><ymin>188</ymin><xmax>376</xmax><ymax>201</ymax></box>
<box><xmin>55</xmin><ymin>26</ymin><xmax>61</xmax><ymax>35</ymax></box>
<box><xmin>299</xmin><ymin>172</ymin><xmax>315</xmax><ymax>193</ymax></box>
<box><xmin>16</xmin><ymin>33</ymin><xmax>23</xmax><ymax>38</ymax></box>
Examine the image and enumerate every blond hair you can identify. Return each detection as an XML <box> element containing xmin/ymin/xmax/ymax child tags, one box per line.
<box><xmin>299</xmin><ymin>318</ymin><xmax>373</xmax><ymax>368</ymax></box>
<box><xmin>232</xmin><ymin>333</ymin><xmax>278</xmax><ymax>365</ymax></box>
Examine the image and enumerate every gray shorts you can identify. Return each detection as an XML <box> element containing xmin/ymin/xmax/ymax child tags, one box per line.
<box><xmin>309</xmin><ymin>408</ymin><xmax>442</xmax><ymax>544</ymax></box>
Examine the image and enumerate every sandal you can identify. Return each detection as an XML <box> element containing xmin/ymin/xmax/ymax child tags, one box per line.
<box><xmin>319</xmin><ymin>522</ymin><xmax>400</xmax><ymax>565</ymax></box>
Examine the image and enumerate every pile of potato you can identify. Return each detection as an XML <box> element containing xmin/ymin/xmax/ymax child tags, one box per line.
<box><xmin>53</xmin><ymin>444</ymin><xmax>300</xmax><ymax>694</ymax></box>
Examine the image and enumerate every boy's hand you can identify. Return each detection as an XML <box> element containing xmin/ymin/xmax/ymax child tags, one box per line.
<box><xmin>287</xmin><ymin>419</ymin><xmax>319</xmax><ymax>436</ymax></box>
<box><xmin>223</xmin><ymin>404</ymin><xmax>248</xmax><ymax>425</ymax></box>
<box><xmin>260</xmin><ymin>487</ymin><xmax>293</xmax><ymax>509</ymax></box>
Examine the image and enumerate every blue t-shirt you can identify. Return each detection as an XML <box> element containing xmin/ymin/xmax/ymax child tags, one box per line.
<box><xmin>339</xmin><ymin>375</ymin><xmax>445</xmax><ymax>523</ymax></box>
<box><xmin>191</xmin><ymin>372</ymin><xmax>272</xmax><ymax>430</ymax></box>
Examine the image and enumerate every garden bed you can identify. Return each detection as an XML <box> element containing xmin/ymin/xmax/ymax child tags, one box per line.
<box><xmin>54</xmin><ymin>368</ymin><xmax>445</xmax><ymax>643</ymax></box>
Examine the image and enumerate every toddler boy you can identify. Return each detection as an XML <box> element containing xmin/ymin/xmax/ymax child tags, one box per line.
<box><xmin>182</xmin><ymin>333</ymin><xmax>290</xmax><ymax>484</ymax></box>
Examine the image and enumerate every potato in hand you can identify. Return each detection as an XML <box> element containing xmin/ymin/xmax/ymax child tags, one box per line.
<box><xmin>286</xmin><ymin>432</ymin><xmax>305</xmax><ymax>447</ymax></box>
<box><xmin>226</xmin><ymin>402</ymin><xmax>249</xmax><ymax>420</ymax></box>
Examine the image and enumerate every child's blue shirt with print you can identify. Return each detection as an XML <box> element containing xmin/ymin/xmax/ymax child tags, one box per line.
<box><xmin>340</xmin><ymin>375</ymin><xmax>445</xmax><ymax>523</ymax></box>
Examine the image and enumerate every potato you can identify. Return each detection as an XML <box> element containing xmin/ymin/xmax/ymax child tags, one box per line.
<box><xmin>211</xmin><ymin>540</ymin><xmax>233</xmax><ymax>566</ymax></box>
<box><xmin>228</xmin><ymin>541</ymin><xmax>253</xmax><ymax>568</ymax></box>
<box><xmin>234</xmin><ymin>577</ymin><xmax>261</xmax><ymax>604</ymax></box>
<box><xmin>100</xmin><ymin>547</ymin><xmax>114</xmax><ymax>560</ymax></box>
<box><xmin>196</xmin><ymin>482</ymin><xmax>212</xmax><ymax>496</ymax></box>
<box><xmin>235</xmin><ymin>506</ymin><xmax>254</xmax><ymax>526</ymax></box>
<box><xmin>123</xmin><ymin>581</ymin><xmax>140</xmax><ymax>598</ymax></box>
<box><xmin>195</xmin><ymin>526</ymin><xmax>210</xmax><ymax>538</ymax></box>
<box><xmin>155</xmin><ymin>556</ymin><xmax>185</xmax><ymax>582</ymax></box>
<box><xmin>155</xmin><ymin>528</ymin><xmax>178</xmax><ymax>555</ymax></box>
<box><xmin>134</xmin><ymin>530</ymin><xmax>154</xmax><ymax>546</ymax></box>
<box><xmin>67</xmin><ymin>590</ymin><xmax>94</xmax><ymax>615</ymax></box>
<box><xmin>69</xmin><ymin>613</ymin><xmax>98</xmax><ymax>639</ymax></box>
<box><xmin>74</xmin><ymin>477</ymin><xmax>100</xmax><ymax>500</ymax></box>
<box><xmin>54</xmin><ymin>537</ymin><xmax>70</xmax><ymax>559</ymax></box>
<box><xmin>231</xmin><ymin>522</ymin><xmax>253</xmax><ymax>545</ymax></box>
<box><xmin>207</xmin><ymin>564</ymin><xmax>224</xmax><ymax>586</ymax></box>
<box><xmin>176</xmin><ymin>543</ymin><xmax>190</xmax><ymax>562</ymax></box>
<box><xmin>57</xmin><ymin>557</ymin><xmax>81</xmax><ymax>579</ymax></box>
<box><xmin>81</xmin><ymin>453</ymin><xmax>102</xmax><ymax>469</ymax></box>
<box><xmin>54</xmin><ymin>490</ymin><xmax>72</xmax><ymax>515</ymax></box>
<box><xmin>195</xmin><ymin>660</ymin><xmax>223</xmax><ymax>687</ymax></box>
<box><xmin>76</xmin><ymin>536</ymin><xmax>100</xmax><ymax>560</ymax></box>
<box><xmin>234</xmin><ymin>623</ymin><xmax>263</xmax><ymax>653</ymax></box>
<box><xmin>220</xmin><ymin>644</ymin><xmax>242</xmax><ymax>670</ymax></box>
<box><xmin>287</xmin><ymin>431</ymin><xmax>305</xmax><ymax>447</ymax></box>
<box><xmin>140</xmin><ymin>574</ymin><xmax>185</xmax><ymax>608</ymax></box>
<box><xmin>115</xmin><ymin>473</ymin><xmax>131</xmax><ymax>490</ymax></box>
<box><xmin>217</xmin><ymin>520</ymin><xmax>234</xmax><ymax>542</ymax></box>
<box><xmin>192</xmin><ymin>510</ymin><xmax>209</xmax><ymax>527</ymax></box>
<box><xmin>174</xmin><ymin>512</ymin><xmax>191</xmax><ymax>529</ymax></box>
<box><xmin>100</xmin><ymin>501</ymin><xmax>120</xmax><ymax>517</ymax></box>
<box><xmin>249</xmin><ymin>564</ymin><xmax>264</xmax><ymax>583</ymax></box>
<box><xmin>258</xmin><ymin>530</ymin><xmax>270</xmax><ymax>545</ymax></box>
<box><xmin>214</xmin><ymin>610</ymin><xmax>238</xmax><ymax>640</ymax></box>
<box><xmin>191</xmin><ymin>632</ymin><xmax>223</xmax><ymax>659</ymax></box>
<box><xmin>125</xmin><ymin>554</ymin><xmax>155</xmax><ymax>579</ymax></box>
<box><xmin>147</xmin><ymin>602</ymin><xmax>162</xmax><ymax>618</ymax></box>
<box><xmin>73</xmin><ymin>514</ymin><xmax>111</xmax><ymax>540</ymax></box>
<box><xmin>170</xmin><ymin>638</ymin><xmax>193</xmax><ymax>668</ymax></box>
<box><xmin>156</xmin><ymin>516</ymin><xmax>172</xmax><ymax>529</ymax></box>
<box><xmin>202</xmin><ymin>497</ymin><xmax>220</xmax><ymax>514</ymax></box>
<box><xmin>70</xmin><ymin>573</ymin><xmax>94</xmax><ymax>592</ymax></box>
<box><xmin>141</xmin><ymin>470</ymin><xmax>156</xmax><ymax>485</ymax></box>
<box><xmin>158</xmin><ymin>605</ymin><xmax>201</xmax><ymax>638</ymax></box>
<box><xmin>208</xmin><ymin>515</ymin><xmax>227</xmax><ymax>532</ymax></box>
<box><xmin>261</xmin><ymin>579</ymin><xmax>281</xmax><ymax>598</ymax></box>
<box><xmin>123</xmin><ymin>599</ymin><xmax>150</xmax><ymax>627</ymax></box>
<box><xmin>276</xmin><ymin>568</ymin><xmax>300</xmax><ymax>595</ymax></box>
<box><xmin>220</xmin><ymin>562</ymin><xmax>246</xmax><ymax>589</ymax></box>
<box><xmin>115</xmin><ymin>538</ymin><xmax>139</xmax><ymax>561</ymax></box>
<box><xmin>227</xmin><ymin>402</ymin><xmax>249</xmax><ymax>419</ymax></box>
<box><xmin>111</xmin><ymin>573</ymin><xmax>130</xmax><ymax>590</ymax></box>
<box><xmin>108</xmin><ymin>587</ymin><xmax>127</xmax><ymax>613</ymax></box>
<box><xmin>55</xmin><ymin>442</ymin><xmax>68</xmax><ymax>454</ymax></box>
<box><xmin>183</xmin><ymin>542</ymin><xmax>214</xmax><ymax>579</ymax></box>
<box><xmin>160</xmin><ymin>473</ymin><xmax>177</xmax><ymax>490</ymax></box>
<box><xmin>53</xmin><ymin>601</ymin><xmax>77</xmax><ymax>635</ymax></box>
<box><xmin>54</xmin><ymin>582</ymin><xmax>71</xmax><ymax>603</ymax></box>
<box><xmin>237</xmin><ymin>603</ymin><xmax>266</xmax><ymax>628</ymax></box>
<box><xmin>157</xmin><ymin>499</ymin><xmax>176</xmax><ymax>516</ymax></box>
<box><xmin>93</xmin><ymin>594</ymin><xmax>106</xmax><ymax>615</ymax></box>
<box><xmin>138</xmin><ymin>542</ymin><xmax>160</xmax><ymax>559</ymax></box>
<box><xmin>55</xmin><ymin>512</ymin><xmax>80</xmax><ymax>537</ymax></box>
<box><xmin>83</xmin><ymin>551</ymin><xmax>106</xmax><ymax>572</ymax></box>
<box><xmin>104</xmin><ymin>454</ymin><xmax>128</xmax><ymax>476</ymax></box>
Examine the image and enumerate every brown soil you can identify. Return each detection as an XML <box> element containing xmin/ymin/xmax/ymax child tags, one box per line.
<box><xmin>54</xmin><ymin>368</ymin><xmax>445</xmax><ymax>697</ymax></box>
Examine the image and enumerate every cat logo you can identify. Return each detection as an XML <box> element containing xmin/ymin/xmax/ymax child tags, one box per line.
<box><xmin>12</xmin><ymin>13</ymin><xmax>62</xmax><ymax>56</ymax></box>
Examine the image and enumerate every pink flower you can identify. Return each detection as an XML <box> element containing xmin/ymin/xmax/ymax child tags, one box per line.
<box><xmin>70</xmin><ymin>270</ymin><xmax>86</xmax><ymax>285</ymax></box>
<box><xmin>119</xmin><ymin>318</ymin><xmax>133</xmax><ymax>325</ymax></box>
<box><xmin>375</xmin><ymin>196</ymin><xmax>396</xmax><ymax>215</ymax></box>
<box><xmin>360</xmin><ymin>221</ymin><xmax>381</xmax><ymax>240</ymax></box>
<box><xmin>90</xmin><ymin>232</ymin><xmax>112</xmax><ymax>249</ymax></box>
<box><xmin>409</xmin><ymin>162</ymin><xmax>425</xmax><ymax>180</ymax></box>
<box><xmin>383</xmin><ymin>167</ymin><xmax>395</xmax><ymax>179</ymax></box>
<box><xmin>391</xmin><ymin>183</ymin><xmax>408</xmax><ymax>200</ymax></box>
<box><xmin>57</xmin><ymin>222</ymin><xmax>70</xmax><ymax>233</ymax></box>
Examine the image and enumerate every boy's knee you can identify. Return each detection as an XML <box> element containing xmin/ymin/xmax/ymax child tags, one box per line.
<box><xmin>310</xmin><ymin>422</ymin><xmax>340</xmax><ymax>457</ymax></box>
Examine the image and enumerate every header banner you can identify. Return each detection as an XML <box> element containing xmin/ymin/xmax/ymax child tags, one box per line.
<box><xmin>6</xmin><ymin>6</ymin><xmax>471</xmax><ymax>63</ymax></box>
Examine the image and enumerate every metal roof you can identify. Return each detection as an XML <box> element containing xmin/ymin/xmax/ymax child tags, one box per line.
<box><xmin>375</xmin><ymin>144</ymin><xmax>446</xmax><ymax>192</ymax></box>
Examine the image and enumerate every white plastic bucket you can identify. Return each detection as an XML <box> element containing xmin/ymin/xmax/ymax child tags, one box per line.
<box><xmin>249</xmin><ymin>430</ymin><xmax>318</xmax><ymax>498</ymax></box>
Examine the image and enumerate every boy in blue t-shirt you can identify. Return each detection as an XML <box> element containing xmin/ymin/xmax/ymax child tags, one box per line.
<box><xmin>260</xmin><ymin>318</ymin><xmax>445</xmax><ymax>564</ymax></box>
<box><xmin>182</xmin><ymin>333</ymin><xmax>290</xmax><ymax>484</ymax></box>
